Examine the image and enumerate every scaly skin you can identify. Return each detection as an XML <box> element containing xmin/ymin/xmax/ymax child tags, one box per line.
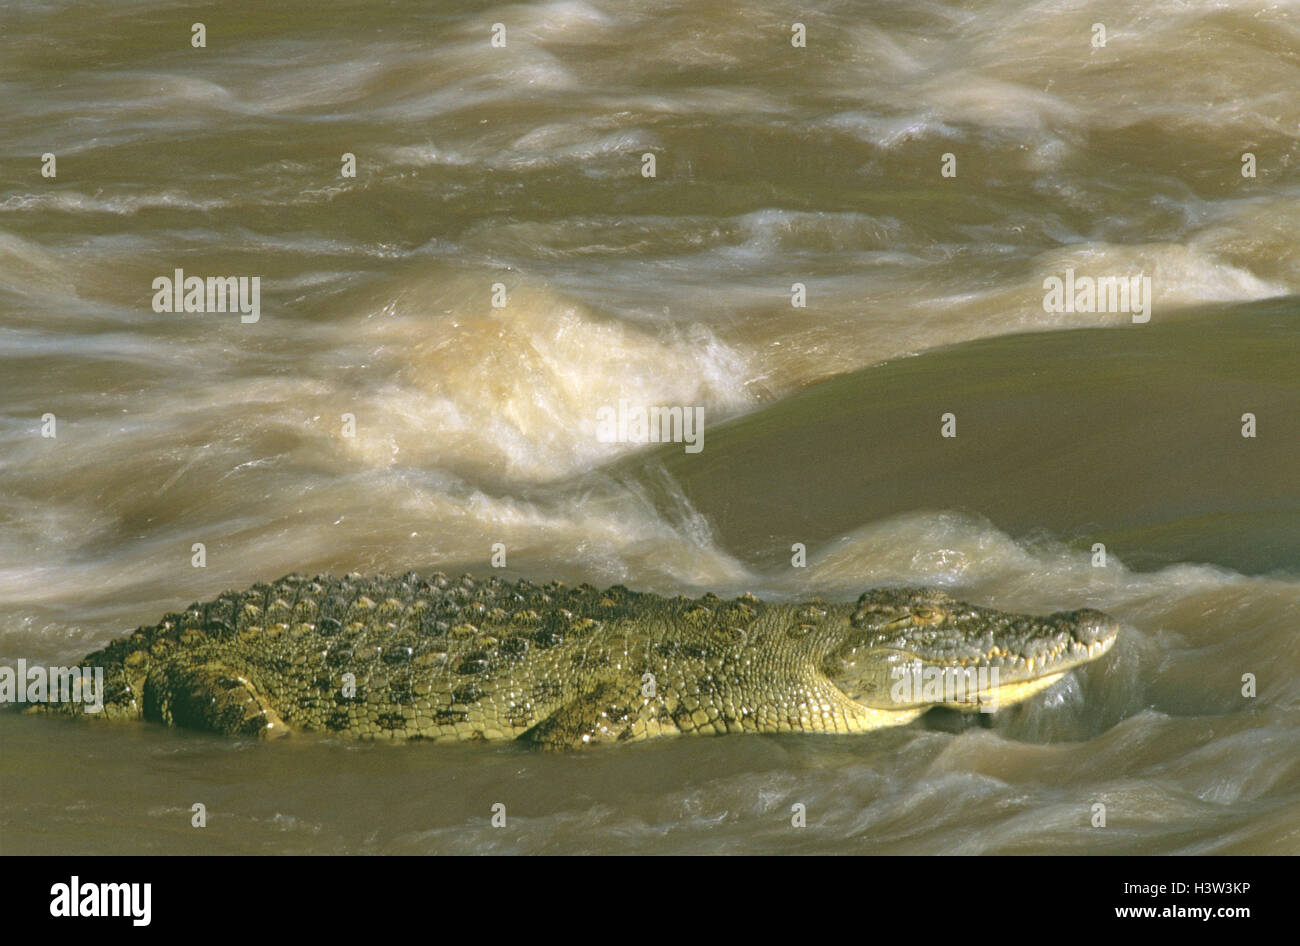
<box><xmin>25</xmin><ymin>574</ymin><xmax>1118</xmax><ymax>747</ymax></box>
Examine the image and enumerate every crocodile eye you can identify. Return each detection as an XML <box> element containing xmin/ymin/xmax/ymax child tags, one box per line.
<box><xmin>912</xmin><ymin>607</ymin><xmax>940</xmax><ymax>622</ymax></box>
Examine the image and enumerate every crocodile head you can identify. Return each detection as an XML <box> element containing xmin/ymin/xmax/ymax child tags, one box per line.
<box><xmin>823</xmin><ymin>588</ymin><xmax>1117</xmax><ymax>716</ymax></box>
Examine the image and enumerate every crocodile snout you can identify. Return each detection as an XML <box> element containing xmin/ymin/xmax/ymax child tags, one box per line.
<box><xmin>1070</xmin><ymin>608</ymin><xmax>1118</xmax><ymax>645</ymax></box>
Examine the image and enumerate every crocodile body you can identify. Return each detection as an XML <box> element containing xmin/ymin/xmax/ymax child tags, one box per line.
<box><xmin>24</xmin><ymin>573</ymin><xmax>1118</xmax><ymax>747</ymax></box>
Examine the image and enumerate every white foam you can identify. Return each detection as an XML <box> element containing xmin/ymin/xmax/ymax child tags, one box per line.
<box><xmin>338</xmin><ymin>275</ymin><xmax>753</xmax><ymax>481</ymax></box>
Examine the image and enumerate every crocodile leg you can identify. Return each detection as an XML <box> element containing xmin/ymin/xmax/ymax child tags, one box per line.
<box><xmin>520</xmin><ymin>678</ymin><xmax>675</xmax><ymax>749</ymax></box>
<box><xmin>143</xmin><ymin>663</ymin><xmax>289</xmax><ymax>738</ymax></box>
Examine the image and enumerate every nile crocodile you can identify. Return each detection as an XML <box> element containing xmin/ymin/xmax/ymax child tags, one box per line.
<box><xmin>24</xmin><ymin>574</ymin><xmax>1117</xmax><ymax>747</ymax></box>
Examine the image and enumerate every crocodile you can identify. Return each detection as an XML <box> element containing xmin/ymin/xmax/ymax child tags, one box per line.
<box><xmin>21</xmin><ymin>573</ymin><xmax>1118</xmax><ymax>747</ymax></box>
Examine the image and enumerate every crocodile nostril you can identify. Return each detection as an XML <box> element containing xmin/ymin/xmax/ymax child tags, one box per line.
<box><xmin>1072</xmin><ymin>609</ymin><xmax>1116</xmax><ymax>644</ymax></box>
